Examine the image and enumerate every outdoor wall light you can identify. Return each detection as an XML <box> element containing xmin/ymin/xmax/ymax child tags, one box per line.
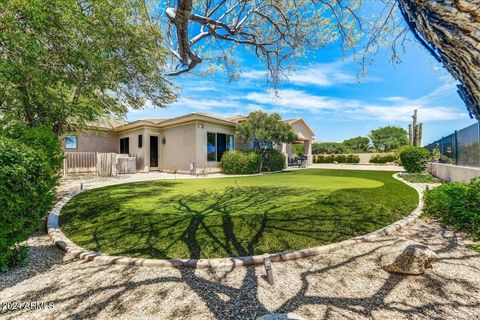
<box><xmin>161</xmin><ymin>137</ymin><xmax>166</xmax><ymax>144</ymax></box>
<box><xmin>198</xmin><ymin>123</ymin><xmax>205</xmax><ymax>129</ymax></box>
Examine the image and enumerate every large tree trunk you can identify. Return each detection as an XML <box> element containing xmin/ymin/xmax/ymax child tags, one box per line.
<box><xmin>397</xmin><ymin>0</ymin><xmax>480</xmax><ymax>120</ymax></box>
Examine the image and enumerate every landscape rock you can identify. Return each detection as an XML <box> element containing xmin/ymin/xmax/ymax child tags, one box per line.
<box><xmin>381</xmin><ymin>239</ymin><xmax>437</xmax><ymax>275</ymax></box>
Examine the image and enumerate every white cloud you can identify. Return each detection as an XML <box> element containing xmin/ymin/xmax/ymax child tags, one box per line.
<box><xmin>241</xmin><ymin>58</ymin><xmax>367</xmax><ymax>87</ymax></box>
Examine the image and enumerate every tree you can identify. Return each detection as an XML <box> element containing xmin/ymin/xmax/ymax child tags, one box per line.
<box><xmin>236</xmin><ymin>111</ymin><xmax>297</xmax><ymax>171</ymax></box>
<box><xmin>397</xmin><ymin>0</ymin><xmax>480</xmax><ymax>120</ymax></box>
<box><xmin>161</xmin><ymin>0</ymin><xmax>405</xmax><ymax>85</ymax></box>
<box><xmin>0</xmin><ymin>0</ymin><xmax>176</xmax><ymax>136</ymax></box>
<box><xmin>369</xmin><ymin>126</ymin><xmax>408</xmax><ymax>152</ymax></box>
<box><xmin>312</xmin><ymin>142</ymin><xmax>351</xmax><ymax>155</ymax></box>
<box><xmin>343</xmin><ymin>136</ymin><xmax>370</xmax><ymax>152</ymax></box>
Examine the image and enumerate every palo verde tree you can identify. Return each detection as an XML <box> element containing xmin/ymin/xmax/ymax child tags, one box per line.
<box><xmin>343</xmin><ymin>136</ymin><xmax>370</xmax><ymax>152</ymax></box>
<box><xmin>0</xmin><ymin>0</ymin><xmax>176</xmax><ymax>136</ymax></box>
<box><xmin>236</xmin><ymin>111</ymin><xmax>297</xmax><ymax>171</ymax></box>
<box><xmin>160</xmin><ymin>0</ymin><xmax>479</xmax><ymax>119</ymax></box>
<box><xmin>160</xmin><ymin>0</ymin><xmax>407</xmax><ymax>85</ymax></box>
<box><xmin>369</xmin><ymin>126</ymin><xmax>408</xmax><ymax>152</ymax></box>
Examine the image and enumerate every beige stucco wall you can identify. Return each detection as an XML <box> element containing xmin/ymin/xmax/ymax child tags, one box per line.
<box><xmin>159</xmin><ymin>122</ymin><xmax>197</xmax><ymax>173</ymax></box>
<box><xmin>288</xmin><ymin>121</ymin><xmax>314</xmax><ymax>165</ymax></box>
<box><xmin>62</xmin><ymin>131</ymin><xmax>118</xmax><ymax>153</ymax></box>
<box><xmin>117</xmin><ymin>128</ymin><xmax>148</xmax><ymax>171</ymax></box>
<box><xmin>429</xmin><ymin>162</ymin><xmax>480</xmax><ymax>183</ymax></box>
<box><xmin>195</xmin><ymin>121</ymin><xmax>236</xmax><ymax>173</ymax></box>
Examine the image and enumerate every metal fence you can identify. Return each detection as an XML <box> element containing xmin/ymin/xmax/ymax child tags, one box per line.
<box><xmin>425</xmin><ymin>122</ymin><xmax>480</xmax><ymax>167</ymax></box>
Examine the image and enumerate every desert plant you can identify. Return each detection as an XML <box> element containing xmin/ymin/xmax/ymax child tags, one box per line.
<box><xmin>220</xmin><ymin>150</ymin><xmax>262</xmax><ymax>174</ymax></box>
<box><xmin>369</xmin><ymin>153</ymin><xmax>397</xmax><ymax>164</ymax></box>
<box><xmin>262</xmin><ymin>149</ymin><xmax>286</xmax><ymax>172</ymax></box>
<box><xmin>424</xmin><ymin>179</ymin><xmax>480</xmax><ymax>240</ymax></box>
<box><xmin>0</xmin><ymin>135</ymin><xmax>60</xmax><ymax>271</ymax></box>
<box><xmin>399</xmin><ymin>146</ymin><xmax>430</xmax><ymax>173</ymax></box>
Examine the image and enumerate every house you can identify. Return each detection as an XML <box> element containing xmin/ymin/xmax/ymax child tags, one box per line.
<box><xmin>63</xmin><ymin>112</ymin><xmax>315</xmax><ymax>173</ymax></box>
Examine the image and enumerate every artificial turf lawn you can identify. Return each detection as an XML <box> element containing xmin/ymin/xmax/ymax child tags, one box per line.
<box><xmin>60</xmin><ymin>169</ymin><xmax>418</xmax><ymax>259</ymax></box>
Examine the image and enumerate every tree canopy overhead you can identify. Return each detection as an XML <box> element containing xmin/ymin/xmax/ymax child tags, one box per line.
<box><xmin>0</xmin><ymin>0</ymin><xmax>176</xmax><ymax>135</ymax></box>
<box><xmin>161</xmin><ymin>0</ymin><xmax>406</xmax><ymax>85</ymax></box>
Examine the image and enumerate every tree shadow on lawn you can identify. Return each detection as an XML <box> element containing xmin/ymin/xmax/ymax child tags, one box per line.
<box><xmin>62</xmin><ymin>181</ymin><xmax>415</xmax><ymax>260</ymax></box>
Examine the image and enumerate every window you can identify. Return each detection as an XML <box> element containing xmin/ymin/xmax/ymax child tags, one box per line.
<box><xmin>207</xmin><ymin>132</ymin><xmax>216</xmax><ymax>161</ymax></box>
<box><xmin>65</xmin><ymin>135</ymin><xmax>77</xmax><ymax>149</ymax></box>
<box><xmin>207</xmin><ymin>132</ymin><xmax>234</xmax><ymax>162</ymax></box>
<box><xmin>120</xmin><ymin>137</ymin><xmax>129</xmax><ymax>154</ymax></box>
<box><xmin>138</xmin><ymin>134</ymin><xmax>143</xmax><ymax>148</ymax></box>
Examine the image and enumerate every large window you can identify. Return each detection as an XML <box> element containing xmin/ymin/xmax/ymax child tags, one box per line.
<box><xmin>207</xmin><ymin>132</ymin><xmax>234</xmax><ymax>162</ymax></box>
<box><xmin>64</xmin><ymin>135</ymin><xmax>77</xmax><ymax>149</ymax></box>
<box><xmin>120</xmin><ymin>137</ymin><xmax>129</xmax><ymax>154</ymax></box>
<box><xmin>207</xmin><ymin>132</ymin><xmax>216</xmax><ymax>161</ymax></box>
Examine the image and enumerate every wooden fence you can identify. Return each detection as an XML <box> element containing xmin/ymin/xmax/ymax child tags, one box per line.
<box><xmin>63</xmin><ymin>152</ymin><xmax>136</xmax><ymax>177</ymax></box>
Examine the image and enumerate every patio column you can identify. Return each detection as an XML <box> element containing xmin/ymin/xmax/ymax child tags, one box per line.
<box><xmin>304</xmin><ymin>140</ymin><xmax>312</xmax><ymax>165</ymax></box>
<box><xmin>281</xmin><ymin>143</ymin><xmax>288</xmax><ymax>167</ymax></box>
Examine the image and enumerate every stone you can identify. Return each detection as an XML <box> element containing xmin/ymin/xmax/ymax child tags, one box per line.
<box><xmin>381</xmin><ymin>239</ymin><xmax>437</xmax><ymax>275</ymax></box>
<box><xmin>257</xmin><ymin>314</ymin><xmax>304</xmax><ymax>320</ymax></box>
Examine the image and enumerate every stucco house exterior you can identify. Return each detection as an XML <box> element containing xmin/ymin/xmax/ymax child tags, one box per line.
<box><xmin>63</xmin><ymin>112</ymin><xmax>315</xmax><ymax>173</ymax></box>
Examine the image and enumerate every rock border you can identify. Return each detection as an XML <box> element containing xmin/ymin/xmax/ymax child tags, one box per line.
<box><xmin>47</xmin><ymin>172</ymin><xmax>423</xmax><ymax>269</ymax></box>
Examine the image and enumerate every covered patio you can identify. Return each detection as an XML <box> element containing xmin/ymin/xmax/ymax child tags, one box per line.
<box><xmin>282</xmin><ymin>118</ymin><xmax>315</xmax><ymax>167</ymax></box>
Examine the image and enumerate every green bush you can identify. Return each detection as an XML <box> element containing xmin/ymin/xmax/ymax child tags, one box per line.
<box><xmin>424</xmin><ymin>179</ymin><xmax>480</xmax><ymax>240</ymax></box>
<box><xmin>262</xmin><ymin>149</ymin><xmax>286</xmax><ymax>172</ymax></box>
<box><xmin>314</xmin><ymin>154</ymin><xmax>335</xmax><ymax>163</ymax></box>
<box><xmin>369</xmin><ymin>153</ymin><xmax>397</xmax><ymax>164</ymax></box>
<box><xmin>312</xmin><ymin>142</ymin><xmax>351</xmax><ymax>154</ymax></box>
<box><xmin>220</xmin><ymin>150</ymin><xmax>261</xmax><ymax>174</ymax></box>
<box><xmin>313</xmin><ymin>154</ymin><xmax>360</xmax><ymax>164</ymax></box>
<box><xmin>399</xmin><ymin>147</ymin><xmax>430</xmax><ymax>173</ymax></box>
<box><xmin>346</xmin><ymin>154</ymin><xmax>360</xmax><ymax>163</ymax></box>
<box><xmin>0</xmin><ymin>133</ymin><xmax>60</xmax><ymax>271</ymax></box>
<box><xmin>335</xmin><ymin>154</ymin><xmax>347</xmax><ymax>163</ymax></box>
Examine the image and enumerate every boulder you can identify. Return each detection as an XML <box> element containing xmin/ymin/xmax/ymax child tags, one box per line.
<box><xmin>381</xmin><ymin>239</ymin><xmax>437</xmax><ymax>275</ymax></box>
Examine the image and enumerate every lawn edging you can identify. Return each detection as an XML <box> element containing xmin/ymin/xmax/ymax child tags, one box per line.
<box><xmin>47</xmin><ymin>172</ymin><xmax>423</xmax><ymax>269</ymax></box>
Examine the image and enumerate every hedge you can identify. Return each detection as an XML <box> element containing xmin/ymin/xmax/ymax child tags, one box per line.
<box><xmin>369</xmin><ymin>153</ymin><xmax>397</xmax><ymax>164</ymax></box>
<box><xmin>262</xmin><ymin>149</ymin><xmax>286</xmax><ymax>172</ymax></box>
<box><xmin>313</xmin><ymin>154</ymin><xmax>360</xmax><ymax>163</ymax></box>
<box><xmin>0</xmin><ymin>134</ymin><xmax>60</xmax><ymax>271</ymax></box>
<box><xmin>399</xmin><ymin>146</ymin><xmax>430</xmax><ymax>173</ymax></box>
<box><xmin>220</xmin><ymin>150</ymin><xmax>261</xmax><ymax>174</ymax></box>
<box><xmin>424</xmin><ymin>179</ymin><xmax>480</xmax><ymax>240</ymax></box>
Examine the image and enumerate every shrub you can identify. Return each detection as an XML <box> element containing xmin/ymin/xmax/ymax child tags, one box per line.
<box><xmin>220</xmin><ymin>150</ymin><xmax>261</xmax><ymax>174</ymax></box>
<box><xmin>400</xmin><ymin>147</ymin><xmax>430</xmax><ymax>173</ymax></box>
<box><xmin>424</xmin><ymin>179</ymin><xmax>480</xmax><ymax>240</ymax></box>
<box><xmin>369</xmin><ymin>153</ymin><xmax>397</xmax><ymax>164</ymax></box>
<box><xmin>262</xmin><ymin>149</ymin><xmax>286</xmax><ymax>172</ymax></box>
<box><xmin>314</xmin><ymin>154</ymin><xmax>335</xmax><ymax>163</ymax></box>
<box><xmin>313</xmin><ymin>154</ymin><xmax>359</xmax><ymax>164</ymax></box>
<box><xmin>346</xmin><ymin>154</ymin><xmax>360</xmax><ymax>163</ymax></box>
<box><xmin>335</xmin><ymin>154</ymin><xmax>346</xmax><ymax>163</ymax></box>
<box><xmin>0</xmin><ymin>134</ymin><xmax>60</xmax><ymax>271</ymax></box>
<box><xmin>312</xmin><ymin>142</ymin><xmax>351</xmax><ymax>154</ymax></box>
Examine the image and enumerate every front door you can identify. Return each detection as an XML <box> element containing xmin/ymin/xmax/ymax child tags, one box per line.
<box><xmin>150</xmin><ymin>136</ymin><xmax>158</xmax><ymax>167</ymax></box>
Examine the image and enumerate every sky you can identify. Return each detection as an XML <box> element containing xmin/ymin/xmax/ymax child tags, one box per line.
<box><xmin>127</xmin><ymin>12</ymin><xmax>477</xmax><ymax>144</ymax></box>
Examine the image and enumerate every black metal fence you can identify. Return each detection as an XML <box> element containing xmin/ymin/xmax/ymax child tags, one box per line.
<box><xmin>425</xmin><ymin>122</ymin><xmax>480</xmax><ymax>167</ymax></box>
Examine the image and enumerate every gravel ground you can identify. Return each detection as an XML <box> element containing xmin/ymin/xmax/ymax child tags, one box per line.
<box><xmin>1</xmin><ymin>218</ymin><xmax>478</xmax><ymax>320</ymax></box>
<box><xmin>1</xmin><ymin>173</ymin><xmax>478</xmax><ymax>320</ymax></box>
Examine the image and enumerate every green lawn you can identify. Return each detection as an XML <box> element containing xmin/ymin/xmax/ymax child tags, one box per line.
<box><xmin>60</xmin><ymin>169</ymin><xmax>418</xmax><ymax>259</ymax></box>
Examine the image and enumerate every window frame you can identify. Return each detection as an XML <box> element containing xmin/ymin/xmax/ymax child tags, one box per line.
<box><xmin>207</xmin><ymin>132</ymin><xmax>217</xmax><ymax>162</ymax></box>
<box><xmin>64</xmin><ymin>135</ymin><xmax>78</xmax><ymax>149</ymax></box>
<box><xmin>120</xmin><ymin>137</ymin><xmax>130</xmax><ymax>155</ymax></box>
<box><xmin>207</xmin><ymin>132</ymin><xmax>234</xmax><ymax>162</ymax></box>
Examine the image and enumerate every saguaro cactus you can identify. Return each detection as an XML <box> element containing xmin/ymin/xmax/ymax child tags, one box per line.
<box><xmin>409</xmin><ymin>110</ymin><xmax>423</xmax><ymax>147</ymax></box>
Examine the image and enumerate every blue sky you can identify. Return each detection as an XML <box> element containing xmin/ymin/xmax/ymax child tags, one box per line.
<box><xmin>128</xmin><ymin>28</ymin><xmax>476</xmax><ymax>144</ymax></box>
